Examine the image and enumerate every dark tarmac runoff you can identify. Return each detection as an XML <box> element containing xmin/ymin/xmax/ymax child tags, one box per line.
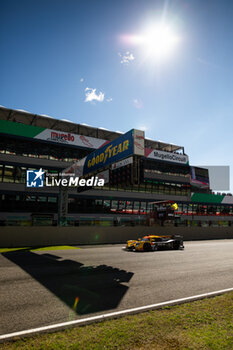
<box><xmin>0</xmin><ymin>240</ymin><xmax>233</xmax><ymax>335</ymax></box>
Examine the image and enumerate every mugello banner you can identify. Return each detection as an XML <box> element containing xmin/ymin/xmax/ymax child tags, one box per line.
<box><xmin>0</xmin><ymin>119</ymin><xmax>106</xmax><ymax>150</ymax></box>
<box><xmin>34</xmin><ymin>129</ymin><xmax>106</xmax><ymax>149</ymax></box>
<box><xmin>145</xmin><ymin>148</ymin><xmax>189</xmax><ymax>165</ymax></box>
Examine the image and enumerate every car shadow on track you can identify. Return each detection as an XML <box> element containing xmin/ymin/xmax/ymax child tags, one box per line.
<box><xmin>2</xmin><ymin>250</ymin><xmax>134</xmax><ymax>315</ymax></box>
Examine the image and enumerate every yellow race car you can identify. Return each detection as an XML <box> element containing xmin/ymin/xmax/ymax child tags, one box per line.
<box><xmin>126</xmin><ymin>235</ymin><xmax>184</xmax><ymax>252</ymax></box>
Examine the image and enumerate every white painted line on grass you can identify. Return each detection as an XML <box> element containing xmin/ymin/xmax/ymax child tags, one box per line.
<box><xmin>1</xmin><ymin>287</ymin><xmax>233</xmax><ymax>342</ymax></box>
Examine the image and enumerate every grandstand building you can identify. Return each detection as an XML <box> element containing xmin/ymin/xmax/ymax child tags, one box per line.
<box><xmin>0</xmin><ymin>105</ymin><xmax>233</xmax><ymax>228</ymax></box>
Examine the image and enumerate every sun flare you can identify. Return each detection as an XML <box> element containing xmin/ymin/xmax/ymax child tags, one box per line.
<box><xmin>122</xmin><ymin>21</ymin><xmax>180</xmax><ymax>63</ymax></box>
<box><xmin>141</xmin><ymin>23</ymin><xmax>180</xmax><ymax>60</ymax></box>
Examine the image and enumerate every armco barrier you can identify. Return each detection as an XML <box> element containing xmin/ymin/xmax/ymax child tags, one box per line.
<box><xmin>0</xmin><ymin>226</ymin><xmax>233</xmax><ymax>248</ymax></box>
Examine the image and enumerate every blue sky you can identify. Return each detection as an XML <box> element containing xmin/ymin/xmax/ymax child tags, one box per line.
<box><xmin>1</xmin><ymin>0</ymin><xmax>233</xmax><ymax>191</ymax></box>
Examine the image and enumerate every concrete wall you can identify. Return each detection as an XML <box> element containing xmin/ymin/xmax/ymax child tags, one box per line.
<box><xmin>1</xmin><ymin>226</ymin><xmax>233</xmax><ymax>248</ymax></box>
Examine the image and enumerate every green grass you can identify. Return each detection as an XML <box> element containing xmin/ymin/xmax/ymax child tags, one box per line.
<box><xmin>1</xmin><ymin>292</ymin><xmax>233</xmax><ymax>350</ymax></box>
<box><xmin>0</xmin><ymin>246</ymin><xmax>80</xmax><ymax>253</ymax></box>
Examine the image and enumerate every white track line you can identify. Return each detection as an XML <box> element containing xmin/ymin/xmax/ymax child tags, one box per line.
<box><xmin>1</xmin><ymin>287</ymin><xmax>233</xmax><ymax>342</ymax></box>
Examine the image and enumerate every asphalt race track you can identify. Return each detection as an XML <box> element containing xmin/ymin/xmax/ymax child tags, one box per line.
<box><xmin>0</xmin><ymin>240</ymin><xmax>233</xmax><ymax>336</ymax></box>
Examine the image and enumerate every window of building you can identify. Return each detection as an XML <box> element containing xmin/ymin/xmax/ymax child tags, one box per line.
<box><xmin>125</xmin><ymin>201</ymin><xmax>133</xmax><ymax>212</ymax></box>
<box><xmin>133</xmin><ymin>201</ymin><xmax>140</xmax><ymax>213</ymax></box>
<box><xmin>118</xmin><ymin>201</ymin><xmax>126</xmax><ymax>212</ymax></box>
<box><xmin>140</xmin><ymin>202</ymin><xmax>147</xmax><ymax>213</ymax></box>
<box><xmin>48</xmin><ymin>197</ymin><xmax>57</xmax><ymax>203</ymax></box>
<box><xmin>3</xmin><ymin>165</ymin><xmax>14</xmax><ymax>182</ymax></box>
<box><xmin>145</xmin><ymin>181</ymin><xmax>152</xmax><ymax>193</ymax></box>
<box><xmin>26</xmin><ymin>195</ymin><xmax>37</xmax><ymax>201</ymax></box>
<box><xmin>95</xmin><ymin>199</ymin><xmax>103</xmax><ymax>213</ymax></box>
<box><xmin>182</xmin><ymin>204</ymin><xmax>188</xmax><ymax>214</ymax></box>
<box><xmin>103</xmin><ymin>200</ymin><xmax>111</xmax><ymax>213</ymax></box>
<box><xmin>38</xmin><ymin>196</ymin><xmax>47</xmax><ymax>202</ymax></box>
<box><xmin>111</xmin><ymin>200</ymin><xmax>118</xmax><ymax>212</ymax></box>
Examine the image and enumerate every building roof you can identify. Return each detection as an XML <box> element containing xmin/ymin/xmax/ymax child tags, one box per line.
<box><xmin>0</xmin><ymin>106</ymin><xmax>184</xmax><ymax>152</ymax></box>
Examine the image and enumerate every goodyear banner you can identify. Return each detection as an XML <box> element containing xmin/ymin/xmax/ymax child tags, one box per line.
<box><xmin>63</xmin><ymin>129</ymin><xmax>141</xmax><ymax>177</ymax></box>
<box><xmin>83</xmin><ymin>130</ymin><xmax>134</xmax><ymax>175</ymax></box>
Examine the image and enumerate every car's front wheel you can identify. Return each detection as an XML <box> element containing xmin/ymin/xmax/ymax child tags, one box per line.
<box><xmin>127</xmin><ymin>246</ymin><xmax>134</xmax><ymax>251</ymax></box>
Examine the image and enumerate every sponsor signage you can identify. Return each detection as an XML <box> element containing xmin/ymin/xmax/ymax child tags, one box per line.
<box><xmin>63</xmin><ymin>129</ymin><xmax>141</xmax><ymax>177</ymax></box>
<box><xmin>0</xmin><ymin>120</ymin><xmax>106</xmax><ymax>150</ymax></box>
<box><xmin>146</xmin><ymin>149</ymin><xmax>189</xmax><ymax>164</ymax></box>
<box><xmin>83</xmin><ymin>130</ymin><xmax>134</xmax><ymax>175</ymax></box>
<box><xmin>111</xmin><ymin>156</ymin><xmax>133</xmax><ymax>170</ymax></box>
<box><xmin>133</xmin><ymin>130</ymin><xmax>145</xmax><ymax>156</ymax></box>
<box><xmin>34</xmin><ymin>129</ymin><xmax>106</xmax><ymax>149</ymax></box>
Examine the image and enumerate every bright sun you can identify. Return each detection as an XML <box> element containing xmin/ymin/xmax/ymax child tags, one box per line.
<box><xmin>122</xmin><ymin>22</ymin><xmax>180</xmax><ymax>63</ymax></box>
<box><xmin>141</xmin><ymin>24</ymin><xmax>180</xmax><ymax>60</ymax></box>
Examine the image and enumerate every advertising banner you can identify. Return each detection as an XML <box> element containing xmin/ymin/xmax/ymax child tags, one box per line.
<box><xmin>111</xmin><ymin>156</ymin><xmax>133</xmax><ymax>170</ymax></box>
<box><xmin>34</xmin><ymin>129</ymin><xmax>106</xmax><ymax>149</ymax></box>
<box><xmin>0</xmin><ymin>120</ymin><xmax>106</xmax><ymax>150</ymax></box>
<box><xmin>133</xmin><ymin>129</ymin><xmax>145</xmax><ymax>156</ymax></box>
<box><xmin>83</xmin><ymin>130</ymin><xmax>134</xmax><ymax>175</ymax></box>
<box><xmin>146</xmin><ymin>148</ymin><xmax>189</xmax><ymax>164</ymax></box>
<box><xmin>191</xmin><ymin>192</ymin><xmax>233</xmax><ymax>205</ymax></box>
<box><xmin>63</xmin><ymin>130</ymin><xmax>139</xmax><ymax>177</ymax></box>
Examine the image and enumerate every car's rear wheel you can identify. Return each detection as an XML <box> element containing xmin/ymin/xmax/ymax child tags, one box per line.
<box><xmin>143</xmin><ymin>242</ymin><xmax>152</xmax><ymax>251</ymax></box>
<box><xmin>173</xmin><ymin>241</ymin><xmax>180</xmax><ymax>250</ymax></box>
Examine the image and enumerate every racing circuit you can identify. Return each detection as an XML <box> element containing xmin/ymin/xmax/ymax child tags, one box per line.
<box><xmin>0</xmin><ymin>240</ymin><xmax>233</xmax><ymax>338</ymax></box>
